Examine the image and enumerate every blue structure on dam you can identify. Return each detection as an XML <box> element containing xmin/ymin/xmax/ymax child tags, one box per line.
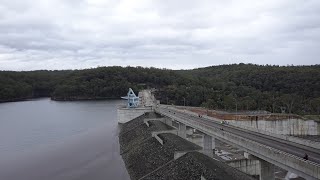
<box><xmin>121</xmin><ymin>88</ymin><xmax>139</xmax><ymax>108</ymax></box>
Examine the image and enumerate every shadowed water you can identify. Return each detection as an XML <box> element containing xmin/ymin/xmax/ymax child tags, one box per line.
<box><xmin>0</xmin><ymin>98</ymin><xmax>129</xmax><ymax>180</ymax></box>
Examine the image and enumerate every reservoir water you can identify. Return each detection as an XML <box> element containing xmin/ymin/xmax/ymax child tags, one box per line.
<box><xmin>0</xmin><ymin>98</ymin><xmax>129</xmax><ymax>180</ymax></box>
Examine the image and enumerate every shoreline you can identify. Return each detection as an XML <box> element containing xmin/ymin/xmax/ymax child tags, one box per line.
<box><xmin>0</xmin><ymin>97</ymin><xmax>35</xmax><ymax>103</ymax></box>
<box><xmin>0</xmin><ymin>96</ymin><xmax>122</xmax><ymax>104</ymax></box>
<box><xmin>51</xmin><ymin>96</ymin><xmax>121</xmax><ymax>101</ymax></box>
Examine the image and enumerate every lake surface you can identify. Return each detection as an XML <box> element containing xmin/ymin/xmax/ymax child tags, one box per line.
<box><xmin>0</xmin><ymin>98</ymin><xmax>129</xmax><ymax>180</ymax></box>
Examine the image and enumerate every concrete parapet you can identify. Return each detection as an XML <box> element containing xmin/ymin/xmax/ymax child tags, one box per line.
<box><xmin>244</xmin><ymin>152</ymin><xmax>259</xmax><ymax>160</ymax></box>
<box><xmin>228</xmin><ymin>118</ymin><xmax>319</xmax><ymax>136</ymax></box>
<box><xmin>144</xmin><ymin>118</ymin><xmax>166</xmax><ymax>122</ymax></box>
<box><xmin>226</xmin><ymin>120</ymin><xmax>320</xmax><ymax>150</ymax></box>
<box><xmin>151</xmin><ymin>130</ymin><xmax>178</xmax><ymax>137</ymax></box>
<box><xmin>157</xmin><ymin>108</ymin><xmax>320</xmax><ymax>180</ymax></box>
<box><xmin>144</xmin><ymin>118</ymin><xmax>175</xmax><ymax>128</ymax></box>
<box><xmin>174</xmin><ymin>150</ymin><xmax>210</xmax><ymax>160</ymax></box>
<box><xmin>163</xmin><ymin>105</ymin><xmax>320</xmax><ymax>149</ymax></box>
<box><xmin>118</xmin><ymin>107</ymin><xmax>153</xmax><ymax>123</ymax></box>
<box><xmin>174</xmin><ymin>151</ymin><xmax>188</xmax><ymax>160</ymax></box>
<box><xmin>154</xmin><ymin>134</ymin><xmax>163</xmax><ymax>145</ymax></box>
<box><xmin>168</xmin><ymin>105</ymin><xmax>320</xmax><ymax>136</ymax></box>
<box><xmin>216</xmin><ymin>129</ymin><xmax>319</xmax><ymax>179</ymax></box>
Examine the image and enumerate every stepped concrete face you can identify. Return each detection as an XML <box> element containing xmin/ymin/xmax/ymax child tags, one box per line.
<box><xmin>119</xmin><ymin>113</ymin><xmax>255</xmax><ymax>180</ymax></box>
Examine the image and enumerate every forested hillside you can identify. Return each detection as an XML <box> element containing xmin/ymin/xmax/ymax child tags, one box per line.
<box><xmin>0</xmin><ymin>70</ymin><xmax>70</xmax><ymax>102</ymax></box>
<box><xmin>171</xmin><ymin>64</ymin><xmax>320</xmax><ymax>114</ymax></box>
<box><xmin>0</xmin><ymin>64</ymin><xmax>319</xmax><ymax>115</ymax></box>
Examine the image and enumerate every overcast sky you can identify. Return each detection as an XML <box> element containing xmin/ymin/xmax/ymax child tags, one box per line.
<box><xmin>0</xmin><ymin>0</ymin><xmax>319</xmax><ymax>70</ymax></box>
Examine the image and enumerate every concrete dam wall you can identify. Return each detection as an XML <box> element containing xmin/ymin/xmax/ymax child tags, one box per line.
<box><xmin>228</xmin><ymin>118</ymin><xmax>320</xmax><ymax>136</ymax></box>
<box><xmin>118</xmin><ymin>112</ymin><xmax>255</xmax><ymax>180</ymax></box>
<box><xmin>179</xmin><ymin>106</ymin><xmax>320</xmax><ymax>136</ymax></box>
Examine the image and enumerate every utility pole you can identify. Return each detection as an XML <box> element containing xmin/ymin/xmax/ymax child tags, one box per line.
<box><xmin>235</xmin><ymin>98</ymin><xmax>238</xmax><ymax>114</ymax></box>
<box><xmin>234</xmin><ymin>96</ymin><xmax>238</xmax><ymax>120</ymax></box>
<box><xmin>183</xmin><ymin>97</ymin><xmax>186</xmax><ymax>107</ymax></box>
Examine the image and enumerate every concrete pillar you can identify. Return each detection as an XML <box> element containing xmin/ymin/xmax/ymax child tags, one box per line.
<box><xmin>260</xmin><ymin>159</ymin><xmax>275</xmax><ymax>180</ymax></box>
<box><xmin>186</xmin><ymin>127</ymin><xmax>194</xmax><ymax>135</ymax></box>
<box><xmin>228</xmin><ymin>159</ymin><xmax>260</xmax><ymax>176</ymax></box>
<box><xmin>284</xmin><ymin>172</ymin><xmax>298</xmax><ymax>179</ymax></box>
<box><xmin>165</xmin><ymin>118</ymin><xmax>173</xmax><ymax>126</ymax></box>
<box><xmin>178</xmin><ymin>122</ymin><xmax>187</xmax><ymax>139</ymax></box>
<box><xmin>244</xmin><ymin>152</ymin><xmax>275</xmax><ymax>180</ymax></box>
<box><xmin>187</xmin><ymin>134</ymin><xmax>204</xmax><ymax>147</ymax></box>
<box><xmin>171</xmin><ymin>121</ymin><xmax>179</xmax><ymax>129</ymax></box>
<box><xmin>203</xmin><ymin>134</ymin><xmax>215</xmax><ymax>157</ymax></box>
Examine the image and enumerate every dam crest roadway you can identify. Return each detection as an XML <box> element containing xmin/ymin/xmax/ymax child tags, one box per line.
<box><xmin>118</xmin><ymin>89</ymin><xmax>320</xmax><ymax>180</ymax></box>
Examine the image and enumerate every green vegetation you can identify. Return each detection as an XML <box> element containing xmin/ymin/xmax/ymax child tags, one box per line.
<box><xmin>0</xmin><ymin>70</ymin><xmax>69</xmax><ymax>102</ymax></box>
<box><xmin>0</xmin><ymin>64</ymin><xmax>319</xmax><ymax>115</ymax></box>
<box><xmin>304</xmin><ymin>115</ymin><xmax>320</xmax><ymax>121</ymax></box>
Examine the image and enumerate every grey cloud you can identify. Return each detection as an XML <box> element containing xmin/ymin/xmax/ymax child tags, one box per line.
<box><xmin>0</xmin><ymin>0</ymin><xmax>319</xmax><ymax>70</ymax></box>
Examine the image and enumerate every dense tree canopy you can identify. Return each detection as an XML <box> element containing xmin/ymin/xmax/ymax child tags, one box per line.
<box><xmin>0</xmin><ymin>64</ymin><xmax>319</xmax><ymax>115</ymax></box>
